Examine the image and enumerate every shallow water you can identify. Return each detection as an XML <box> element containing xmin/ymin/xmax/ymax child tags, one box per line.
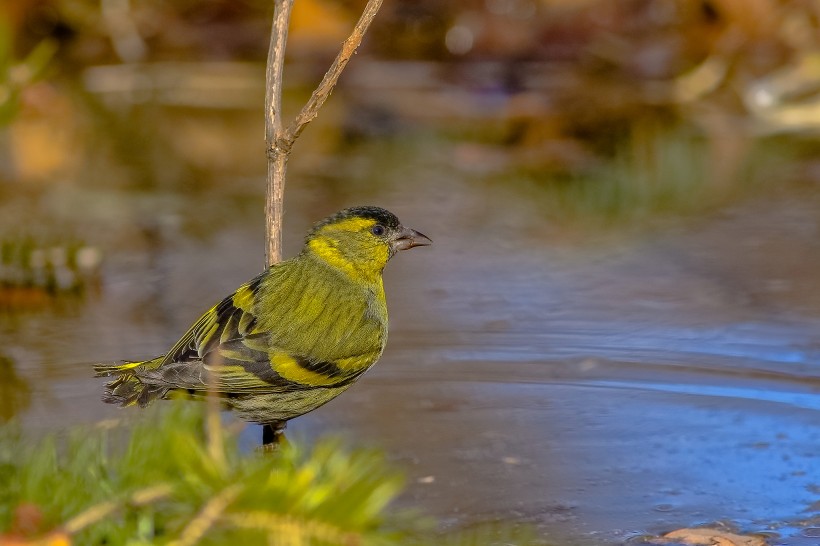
<box><xmin>2</xmin><ymin>139</ymin><xmax>820</xmax><ymax>544</ymax></box>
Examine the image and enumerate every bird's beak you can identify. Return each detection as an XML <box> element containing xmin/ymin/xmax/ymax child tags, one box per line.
<box><xmin>392</xmin><ymin>226</ymin><xmax>432</xmax><ymax>252</ymax></box>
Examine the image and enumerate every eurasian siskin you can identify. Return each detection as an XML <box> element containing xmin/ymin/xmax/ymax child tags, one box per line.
<box><xmin>95</xmin><ymin>206</ymin><xmax>431</xmax><ymax>428</ymax></box>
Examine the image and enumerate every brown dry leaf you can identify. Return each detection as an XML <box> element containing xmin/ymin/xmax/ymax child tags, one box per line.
<box><xmin>653</xmin><ymin>527</ymin><xmax>768</xmax><ymax>546</ymax></box>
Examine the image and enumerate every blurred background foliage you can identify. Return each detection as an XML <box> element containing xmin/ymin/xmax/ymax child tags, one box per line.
<box><xmin>1</xmin><ymin>0</ymin><xmax>818</xmax><ymax>287</ymax></box>
<box><xmin>2</xmin><ymin>0</ymin><xmax>820</xmax><ymax>190</ymax></box>
<box><xmin>0</xmin><ymin>0</ymin><xmax>817</xmax><ymax>257</ymax></box>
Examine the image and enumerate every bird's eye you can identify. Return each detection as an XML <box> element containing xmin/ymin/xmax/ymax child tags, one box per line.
<box><xmin>371</xmin><ymin>224</ymin><xmax>385</xmax><ymax>236</ymax></box>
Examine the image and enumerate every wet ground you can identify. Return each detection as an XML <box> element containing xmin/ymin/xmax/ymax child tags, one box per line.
<box><xmin>2</xmin><ymin>135</ymin><xmax>819</xmax><ymax>545</ymax></box>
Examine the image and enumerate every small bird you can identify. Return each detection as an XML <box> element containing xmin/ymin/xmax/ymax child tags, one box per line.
<box><xmin>95</xmin><ymin>206</ymin><xmax>431</xmax><ymax>430</ymax></box>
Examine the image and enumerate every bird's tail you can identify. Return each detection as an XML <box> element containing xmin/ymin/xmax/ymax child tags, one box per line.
<box><xmin>94</xmin><ymin>358</ymin><xmax>167</xmax><ymax>408</ymax></box>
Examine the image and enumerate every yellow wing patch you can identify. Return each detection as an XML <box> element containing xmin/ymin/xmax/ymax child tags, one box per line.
<box><xmin>335</xmin><ymin>353</ymin><xmax>380</xmax><ymax>372</ymax></box>
<box><xmin>270</xmin><ymin>352</ymin><xmax>341</xmax><ymax>387</ymax></box>
<box><xmin>232</xmin><ymin>284</ymin><xmax>256</xmax><ymax>312</ymax></box>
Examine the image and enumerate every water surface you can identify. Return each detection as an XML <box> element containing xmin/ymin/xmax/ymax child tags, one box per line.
<box><xmin>2</xmin><ymin>139</ymin><xmax>819</xmax><ymax>545</ymax></box>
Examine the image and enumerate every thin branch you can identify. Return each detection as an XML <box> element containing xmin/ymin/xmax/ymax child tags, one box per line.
<box><xmin>169</xmin><ymin>484</ymin><xmax>241</xmax><ymax>546</ymax></box>
<box><xmin>263</xmin><ymin>0</ymin><xmax>385</xmax><ymax>269</ymax></box>
<box><xmin>285</xmin><ymin>0</ymin><xmax>384</xmax><ymax>144</ymax></box>
<box><xmin>264</xmin><ymin>0</ymin><xmax>294</xmax><ymax>267</ymax></box>
<box><xmin>265</xmin><ymin>1</ymin><xmax>291</xmax><ymax>146</ymax></box>
<box><xmin>63</xmin><ymin>484</ymin><xmax>173</xmax><ymax>534</ymax></box>
<box><xmin>265</xmin><ymin>155</ymin><xmax>288</xmax><ymax>267</ymax></box>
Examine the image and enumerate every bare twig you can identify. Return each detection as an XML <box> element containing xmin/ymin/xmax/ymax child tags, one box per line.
<box><xmin>264</xmin><ymin>0</ymin><xmax>385</xmax><ymax>267</ymax></box>
<box><xmin>169</xmin><ymin>484</ymin><xmax>242</xmax><ymax>546</ymax></box>
<box><xmin>63</xmin><ymin>484</ymin><xmax>173</xmax><ymax>534</ymax></box>
<box><xmin>264</xmin><ymin>0</ymin><xmax>294</xmax><ymax>266</ymax></box>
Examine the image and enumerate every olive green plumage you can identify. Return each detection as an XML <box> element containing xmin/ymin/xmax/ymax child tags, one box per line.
<box><xmin>94</xmin><ymin>206</ymin><xmax>431</xmax><ymax>425</ymax></box>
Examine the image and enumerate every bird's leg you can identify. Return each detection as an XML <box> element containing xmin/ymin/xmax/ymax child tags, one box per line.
<box><xmin>261</xmin><ymin>420</ymin><xmax>287</xmax><ymax>450</ymax></box>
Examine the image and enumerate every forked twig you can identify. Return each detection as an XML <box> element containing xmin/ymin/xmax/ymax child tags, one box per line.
<box><xmin>264</xmin><ymin>0</ymin><xmax>385</xmax><ymax>266</ymax></box>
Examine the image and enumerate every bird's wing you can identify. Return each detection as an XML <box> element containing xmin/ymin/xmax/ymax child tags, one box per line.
<box><xmin>150</xmin><ymin>271</ymin><xmax>380</xmax><ymax>394</ymax></box>
<box><xmin>160</xmin><ymin>272</ymin><xmax>266</xmax><ymax>367</ymax></box>
<box><xmin>151</xmin><ymin>340</ymin><xmax>378</xmax><ymax>394</ymax></box>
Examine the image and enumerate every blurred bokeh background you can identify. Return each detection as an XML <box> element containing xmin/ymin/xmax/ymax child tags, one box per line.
<box><xmin>1</xmin><ymin>0</ymin><xmax>819</xmax><ymax>544</ymax></box>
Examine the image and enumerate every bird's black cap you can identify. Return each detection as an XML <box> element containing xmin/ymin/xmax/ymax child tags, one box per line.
<box><xmin>310</xmin><ymin>206</ymin><xmax>402</xmax><ymax>235</ymax></box>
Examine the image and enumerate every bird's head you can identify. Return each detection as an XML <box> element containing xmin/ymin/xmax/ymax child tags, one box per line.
<box><xmin>304</xmin><ymin>206</ymin><xmax>432</xmax><ymax>280</ymax></box>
